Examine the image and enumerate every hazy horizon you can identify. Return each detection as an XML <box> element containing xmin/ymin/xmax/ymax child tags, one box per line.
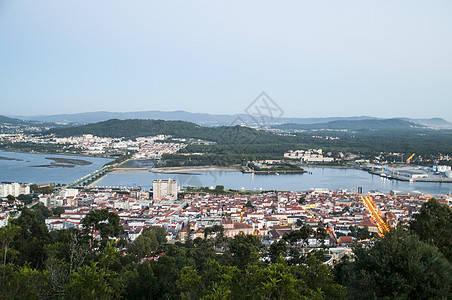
<box><xmin>1</xmin><ymin>1</ymin><xmax>451</xmax><ymax>119</ymax></box>
<box><xmin>7</xmin><ymin>109</ymin><xmax>451</xmax><ymax>124</ymax></box>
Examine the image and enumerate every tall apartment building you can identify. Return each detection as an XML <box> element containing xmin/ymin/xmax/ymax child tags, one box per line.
<box><xmin>153</xmin><ymin>179</ymin><xmax>178</xmax><ymax>200</ymax></box>
<box><xmin>0</xmin><ymin>183</ymin><xmax>30</xmax><ymax>197</ymax></box>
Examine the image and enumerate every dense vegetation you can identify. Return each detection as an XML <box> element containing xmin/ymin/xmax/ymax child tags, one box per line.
<box><xmin>273</xmin><ymin>118</ymin><xmax>423</xmax><ymax>131</ymax></box>
<box><xmin>0</xmin><ymin>199</ymin><xmax>451</xmax><ymax>299</ymax></box>
<box><xmin>0</xmin><ymin>142</ymin><xmax>75</xmax><ymax>154</ymax></box>
<box><xmin>47</xmin><ymin>119</ymin><xmax>452</xmax><ymax>161</ymax></box>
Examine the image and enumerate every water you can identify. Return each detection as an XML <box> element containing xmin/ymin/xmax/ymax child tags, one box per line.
<box><xmin>1</xmin><ymin>151</ymin><xmax>451</xmax><ymax>194</ymax></box>
<box><xmin>93</xmin><ymin>167</ymin><xmax>452</xmax><ymax>195</ymax></box>
<box><xmin>0</xmin><ymin>150</ymin><xmax>113</xmax><ymax>184</ymax></box>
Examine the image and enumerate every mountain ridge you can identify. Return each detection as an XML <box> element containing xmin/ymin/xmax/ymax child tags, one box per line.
<box><xmin>273</xmin><ymin>119</ymin><xmax>424</xmax><ymax>131</ymax></box>
<box><xmin>9</xmin><ymin>110</ymin><xmax>451</xmax><ymax>127</ymax></box>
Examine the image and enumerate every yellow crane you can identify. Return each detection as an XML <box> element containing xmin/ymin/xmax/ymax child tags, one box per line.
<box><xmin>406</xmin><ymin>153</ymin><xmax>415</xmax><ymax>163</ymax></box>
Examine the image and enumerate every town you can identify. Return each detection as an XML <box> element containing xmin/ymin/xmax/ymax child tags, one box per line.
<box><xmin>1</xmin><ymin>179</ymin><xmax>446</xmax><ymax>264</ymax></box>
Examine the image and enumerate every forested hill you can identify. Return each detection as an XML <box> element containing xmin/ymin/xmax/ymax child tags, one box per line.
<box><xmin>274</xmin><ymin>118</ymin><xmax>423</xmax><ymax>131</ymax></box>
<box><xmin>0</xmin><ymin>115</ymin><xmax>26</xmax><ymax>124</ymax></box>
<box><xmin>47</xmin><ymin>119</ymin><xmax>288</xmax><ymax>144</ymax></box>
<box><xmin>46</xmin><ymin>118</ymin><xmax>452</xmax><ymax>158</ymax></box>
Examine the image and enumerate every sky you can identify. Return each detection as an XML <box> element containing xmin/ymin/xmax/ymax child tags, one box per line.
<box><xmin>1</xmin><ymin>1</ymin><xmax>451</xmax><ymax>120</ymax></box>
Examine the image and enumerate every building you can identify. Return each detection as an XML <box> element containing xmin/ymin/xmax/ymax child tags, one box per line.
<box><xmin>398</xmin><ymin>170</ymin><xmax>428</xmax><ymax>179</ymax></box>
<box><xmin>153</xmin><ymin>179</ymin><xmax>178</xmax><ymax>200</ymax></box>
<box><xmin>0</xmin><ymin>183</ymin><xmax>30</xmax><ymax>197</ymax></box>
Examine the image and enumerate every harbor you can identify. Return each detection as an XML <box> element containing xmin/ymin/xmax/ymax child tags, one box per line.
<box><xmin>363</xmin><ymin>164</ymin><xmax>452</xmax><ymax>183</ymax></box>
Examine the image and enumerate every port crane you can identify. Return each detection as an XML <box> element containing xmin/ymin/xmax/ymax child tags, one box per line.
<box><xmin>406</xmin><ymin>153</ymin><xmax>415</xmax><ymax>163</ymax></box>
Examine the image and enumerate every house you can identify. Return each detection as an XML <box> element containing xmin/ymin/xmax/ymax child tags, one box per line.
<box><xmin>338</xmin><ymin>236</ymin><xmax>354</xmax><ymax>246</ymax></box>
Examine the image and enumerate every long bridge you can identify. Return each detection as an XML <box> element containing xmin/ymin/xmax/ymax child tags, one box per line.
<box><xmin>63</xmin><ymin>165</ymin><xmax>112</xmax><ymax>189</ymax></box>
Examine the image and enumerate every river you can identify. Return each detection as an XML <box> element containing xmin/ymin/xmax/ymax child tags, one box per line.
<box><xmin>0</xmin><ymin>150</ymin><xmax>112</xmax><ymax>184</ymax></box>
<box><xmin>1</xmin><ymin>151</ymin><xmax>451</xmax><ymax>194</ymax></box>
<box><xmin>93</xmin><ymin>167</ymin><xmax>452</xmax><ymax>195</ymax></box>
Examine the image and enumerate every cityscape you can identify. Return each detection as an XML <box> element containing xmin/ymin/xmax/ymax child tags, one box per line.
<box><xmin>1</xmin><ymin>1</ymin><xmax>452</xmax><ymax>299</ymax></box>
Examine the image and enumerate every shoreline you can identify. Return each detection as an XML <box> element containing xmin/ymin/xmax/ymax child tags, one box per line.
<box><xmin>0</xmin><ymin>148</ymin><xmax>111</xmax><ymax>160</ymax></box>
<box><xmin>109</xmin><ymin>167</ymin><xmax>151</xmax><ymax>174</ymax></box>
<box><xmin>151</xmin><ymin>165</ymin><xmax>241</xmax><ymax>174</ymax></box>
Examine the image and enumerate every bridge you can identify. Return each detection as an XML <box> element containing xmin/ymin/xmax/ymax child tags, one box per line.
<box><xmin>63</xmin><ymin>165</ymin><xmax>112</xmax><ymax>190</ymax></box>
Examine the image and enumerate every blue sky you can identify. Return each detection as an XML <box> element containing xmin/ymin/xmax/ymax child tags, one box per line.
<box><xmin>1</xmin><ymin>1</ymin><xmax>451</xmax><ymax>120</ymax></box>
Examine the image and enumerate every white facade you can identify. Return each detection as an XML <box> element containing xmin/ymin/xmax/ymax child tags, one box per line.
<box><xmin>59</xmin><ymin>188</ymin><xmax>79</xmax><ymax>198</ymax></box>
<box><xmin>284</xmin><ymin>149</ymin><xmax>334</xmax><ymax>163</ymax></box>
<box><xmin>0</xmin><ymin>183</ymin><xmax>30</xmax><ymax>197</ymax></box>
<box><xmin>153</xmin><ymin>179</ymin><xmax>178</xmax><ymax>200</ymax></box>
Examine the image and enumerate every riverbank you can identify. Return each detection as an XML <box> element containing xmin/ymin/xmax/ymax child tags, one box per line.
<box><xmin>242</xmin><ymin>169</ymin><xmax>307</xmax><ymax>174</ymax></box>
<box><xmin>109</xmin><ymin>167</ymin><xmax>151</xmax><ymax>174</ymax></box>
<box><xmin>0</xmin><ymin>148</ymin><xmax>108</xmax><ymax>159</ymax></box>
<box><xmin>151</xmin><ymin>165</ymin><xmax>241</xmax><ymax>174</ymax></box>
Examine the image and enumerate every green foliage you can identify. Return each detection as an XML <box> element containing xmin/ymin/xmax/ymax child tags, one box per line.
<box><xmin>275</xmin><ymin>119</ymin><xmax>422</xmax><ymax>131</ymax></box>
<box><xmin>0</xmin><ymin>222</ymin><xmax>21</xmax><ymax>265</ymax></box>
<box><xmin>129</xmin><ymin>226</ymin><xmax>167</xmax><ymax>258</ymax></box>
<box><xmin>66</xmin><ymin>260</ymin><xmax>124</xmax><ymax>300</ymax></box>
<box><xmin>45</xmin><ymin>118</ymin><xmax>452</xmax><ymax>160</ymax></box>
<box><xmin>0</xmin><ymin>264</ymin><xmax>49</xmax><ymax>299</ymax></box>
<box><xmin>17</xmin><ymin>194</ymin><xmax>33</xmax><ymax>205</ymax></box>
<box><xmin>32</xmin><ymin>203</ymin><xmax>52</xmax><ymax>222</ymax></box>
<box><xmin>336</xmin><ymin>226</ymin><xmax>452</xmax><ymax>299</ymax></box>
<box><xmin>5</xmin><ymin>204</ymin><xmax>452</xmax><ymax>300</ymax></box>
<box><xmin>81</xmin><ymin>209</ymin><xmax>122</xmax><ymax>248</ymax></box>
<box><xmin>215</xmin><ymin>185</ymin><xmax>225</xmax><ymax>193</ymax></box>
<box><xmin>30</xmin><ymin>183</ymin><xmax>55</xmax><ymax>194</ymax></box>
<box><xmin>410</xmin><ymin>198</ymin><xmax>452</xmax><ymax>261</ymax></box>
<box><xmin>177</xmin><ymin>257</ymin><xmax>347</xmax><ymax>300</ymax></box>
<box><xmin>348</xmin><ymin>225</ymin><xmax>376</xmax><ymax>240</ymax></box>
<box><xmin>226</xmin><ymin>233</ymin><xmax>263</xmax><ymax>268</ymax></box>
<box><xmin>52</xmin><ymin>206</ymin><xmax>65</xmax><ymax>217</ymax></box>
<box><xmin>6</xmin><ymin>195</ymin><xmax>15</xmax><ymax>205</ymax></box>
<box><xmin>10</xmin><ymin>207</ymin><xmax>51</xmax><ymax>269</ymax></box>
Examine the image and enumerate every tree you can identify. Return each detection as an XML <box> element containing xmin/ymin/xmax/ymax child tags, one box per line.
<box><xmin>268</xmin><ymin>240</ymin><xmax>287</xmax><ymax>263</ymax></box>
<box><xmin>336</xmin><ymin>226</ymin><xmax>452</xmax><ymax>299</ymax></box>
<box><xmin>66</xmin><ymin>262</ymin><xmax>123</xmax><ymax>299</ymax></box>
<box><xmin>226</xmin><ymin>233</ymin><xmax>263</xmax><ymax>268</ymax></box>
<box><xmin>66</xmin><ymin>241</ymin><xmax>124</xmax><ymax>299</ymax></box>
<box><xmin>0</xmin><ymin>264</ymin><xmax>49</xmax><ymax>299</ymax></box>
<box><xmin>178</xmin><ymin>266</ymin><xmax>202</xmax><ymax>300</ymax></box>
<box><xmin>410</xmin><ymin>198</ymin><xmax>452</xmax><ymax>261</ymax></box>
<box><xmin>0</xmin><ymin>222</ymin><xmax>21</xmax><ymax>265</ymax></box>
<box><xmin>81</xmin><ymin>209</ymin><xmax>122</xmax><ymax>248</ymax></box>
<box><xmin>17</xmin><ymin>194</ymin><xmax>33</xmax><ymax>205</ymax></box>
<box><xmin>129</xmin><ymin>226</ymin><xmax>167</xmax><ymax>258</ymax></box>
<box><xmin>10</xmin><ymin>207</ymin><xmax>51</xmax><ymax>269</ymax></box>
<box><xmin>298</xmin><ymin>195</ymin><xmax>306</xmax><ymax>204</ymax></box>
<box><xmin>52</xmin><ymin>207</ymin><xmax>65</xmax><ymax>217</ymax></box>
<box><xmin>32</xmin><ymin>203</ymin><xmax>52</xmax><ymax>223</ymax></box>
<box><xmin>348</xmin><ymin>225</ymin><xmax>375</xmax><ymax>240</ymax></box>
<box><xmin>6</xmin><ymin>195</ymin><xmax>15</xmax><ymax>205</ymax></box>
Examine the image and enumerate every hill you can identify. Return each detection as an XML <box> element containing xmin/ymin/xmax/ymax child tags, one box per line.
<box><xmin>13</xmin><ymin>110</ymin><xmax>450</xmax><ymax>127</ymax></box>
<box><xmin>273</xmin><ymin>119</ymin><xmax>423</xmax><ymax>131</ymax></box>
<box><xmin>48</xmin><ymin>118</ymin><xmax>288</xmax><ymax>144</ymax></box>
<box><xmin>0</xmin><ymin>115</ymin><xmax>26</xmax><ymax>124</ymax></box>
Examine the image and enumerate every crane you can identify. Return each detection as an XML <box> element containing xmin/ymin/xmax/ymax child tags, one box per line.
<box><xmin>406</xmin><ymin>153</ymin><xmax>415</xmax><ymax>163</ymax></box>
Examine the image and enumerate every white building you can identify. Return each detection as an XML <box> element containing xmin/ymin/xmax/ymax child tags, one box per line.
<box><xmin>284</xmin><ymin>149</ymin><xmax>334</xmax><ymax>163</ymax></box>
<box><xmin>433</xmin><ymin>165</ymin><xmax>452</xmax><ymax>173</ymax></box>
<box><xmin>59</xmin><ymin>188</ymin><xmax>79</xmax><ymax>198</ymax></box>
<box><xmin>0</xmin><ymin>183</ymin><xmax>30</xmax><ymax>197</ymax></box>
<box><xmin>153</xmin><ymin>179</ymin><xmax>178</xmax><ymax>201</ymax></box>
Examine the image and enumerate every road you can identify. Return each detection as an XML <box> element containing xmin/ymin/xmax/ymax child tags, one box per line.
<box><xmin>360</xmin><ymin>196</ymin><xmax>390</xmax><ymax>236</ymax></box>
